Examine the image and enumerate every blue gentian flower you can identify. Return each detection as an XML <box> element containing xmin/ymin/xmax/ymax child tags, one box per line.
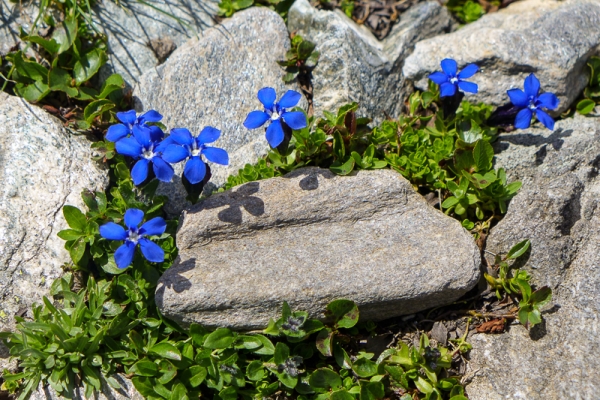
<box><xmin>162</xmin><ymin>127</ymin><xmax>229</xmax><ymax>184</ymax></box>
<box><xmin>507</xmin><ymin>73</ymin><xmax>559</xmax><ymax>130</ymax></box>
<box><xmin>115</xmin><ymin>124</ymin><xmax>174</xmax><ymax>185</ymax></box>
<box><xmin>429</xmin><ymin>59</ymin><xmax>479</xmax><ymax>97</ymax></box>
<box><xmin>99</xmin><ymin>208</ymin><xmax>166</xmax><ymax>269</ymax></box>
<box><xmin>243</xmin><ymin>87</ymin><xmax>307</xmax><ymax>148</ymax></box>
<box><xmin>106</xmin><ymin>110</ymin><xmax>163</xmax><ymax>142</ymax></box>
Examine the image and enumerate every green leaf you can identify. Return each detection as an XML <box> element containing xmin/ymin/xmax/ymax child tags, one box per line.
<box><xmin>576</xmin><ymin>99</ymin><xmax>596</xmax><ymax>115</ymax></box>
<box><xmin>97</xmin><ymin>74</ymin><xmax>124</xmax><ymax>99</ymax></box>
<box><xmin>333</xmin><ymin>131</ymin><xmax>345</xmax><ymax>159</ymax></box>
<box><xmin>74</xmin><ymin>49</ymin><xmax>107</xmax><ymax>85</ymax></box>
<box><xmin>57</xmin><ymin>229</ymin><xmax>84</xmax><ymax>241</ymax></box>
<box><xmin>21</xmin><ymin>33</ymin><xmax>60</xmax><ymax>53</ymax></box>
<box><xmin>359</xmin><ymin>381</ymin><xmax>385</xmax><ymax>400</ymax></box>
<box><xmin>11</xmin><ymin>51</ymin><xmax>48</xmax><ymax>82</ymax></box>
<box><xmin>149</xmin><ymin>343</ymin><xmax>182</xmax><ymax>361</ymax></box>
<box><xmin>326</xmin><ymin>299</ymin><xmax>359</xmax><ymax>329</ymax></box>
<box><xmin>473</xmin><ymin>140</ymin><xmax>494</xmax><ymax>172</ymax></box>
<box><xmin>530</xmin><ymin>286</ymin><xmax>552</xmax><ymax>307</ymax></box>
<box><xmin>330</xmin><ymin>157</ymin><xmax>356</xmax><ymax>176</ymax></box>
<box><xmin>63</xmin><ymin>205</ymin><xmax>87</xmax><ymax>231</ymax></box>
<box><xmin>84</xmin><ymin>99</ymin><xmax>115</xmax><ymax>123</ymax></box>
<box><xmin>49</xmin><ymin>68</ymin><xmax>78</xmax><ymax>97</ymax></box>
<box><xmin>14</xmin><ymin>81</ymin><xmax>50</xmax><ymax>102</ymax></box>
<box><xmin>53</xmin><ymin>17</ymin><xmax>78</xmax><ymax>54</ymax></box>
<box><xmin>297</xmin><ymin>40</ymin><xmax>316</xmax><ymax>59</ymax></box>
<box><xmin>246</xmin><ymin>360</ymin><xmax>265</xmax><ymax>381</ymax></box>
<box><xmin>415</xmin><ymin>376</ymin><xmax>434</xmax><ymax>394</ymax></box>
<box><xmin>274</xmin><ymin>342</ymin><xmax>290</xmax><ymax>365</ymax></box>
<box><xmin>331</xmin><ymin>389</ymin><xmax>355</xmax><ymax>400</ymax></box>
<box><xmin>203</xmin><ymin>328</ymin><xmax>235</xmax><ymax>349</ymax></box>
<box><xmin>309</xmin><ymin>368</ymin><xmax>342</xmax><ymax>392</ymax></box>
<box><xmin>129</xmin><ymin>359</ymin><xmax>159</xmax><ymax>377</ymax></box>
<box><xmin>506</xmin><ymin>239</ymin><xmax>530</xmax><ymax>260</ymax></box>
<box><xmin>315</xmin><ymin>328</ymin><xmax>333</xmax><ymax>357</ymax></box>
<box><xmin>67</xmin><ymin>237</ymin><xmax>87</xmax><ymax>264</ymax></box>
<box><xmin>352</xmin><ymin>357</ymin><xmax>378</xmax><ymax>378</ymax></box>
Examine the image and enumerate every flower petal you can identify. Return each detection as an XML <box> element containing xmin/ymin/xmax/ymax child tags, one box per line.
<box><xmin>114</xmin><ymin>241</ymin><xmax>136</xmax><ymax>269</ymax></box>
<box><xmin>278</xmin><ymin>90</ymin><xmax>302</xmax><ymax>109</ymax></box>
<box><xmin>266</xmin><ymin>119</ymin><xmax>285</xmax><ymax>148</ymax></box>
<box><xmin>169</xmin><ymin>128</ymin><xmax>194</xmax><ymax>146</ymax></box>
<box><xmin>428</xmin><ymin>71</ymin><xmax>449</xmax><ymax>85</ymax></box>
<box><xmin>99</xmin><ymin>222</ymin><xmax>127</xmax><ymax>240</ymax></box>
<box><xmin>524</xmin><ymin>73</ymin><xmax>540</xmax><ymax>98</ymax></box>
<box><xmin>537</xmin><ymin>93</ymin><xmax>560</xmax><ymax>110</ymax></box>
<box><xmin>115</xmin><ymin>137</ymin><xmax>143</xmax><ymax>158</ymax></box>
<box><xmin>139</xmin><ymin>238</ymin><xmax>164</xmax><ymax>263</ymax></box>
<box><xmin>198</xmin><ymin>126</ymin><xmax>221</xmax><ymax>144</ymax></box>
<box><xmin>140</xmin><ymin>217</ymin><xmax>167</xmax><ymax>236</ymax></box>
<box><xmin>152</xmin><ymin>157</ymin><xmax>174</xmax><ymax>182</ymax></box>
<box><xmin>202</xmin><ymin>147</ymin><xmax>229</xmax><ymax>165</ymax></box>
<box><xmin>162</xmin><ymin>144</ymin><xmax>189</xmax><ymax>163</ymax></box>
<box><xmin>106</xmin><ymin>124</ymin><xmax>130</xmax><ymax>142</ymax></box>
<box><xmin>535</xmin><ymin>109</ymin><xmax>555</xmax><ymax>130</ymax></box>
<box><xmin>155</xmin><ymin>136</ymin><xmax>174</xmax><ymax>154</ymax></box>
<box><xmin>124</xmin><ymin>208</ymin><xmax>144</xmax><ymax>229</ymax></box>
<box><xmin>457</xmin><ymin>64</ymin><xmax>479</xmax><ymax>79</ymax></box>
<box><xmin>116</xmin><ymin>110</ymin><xmax>136</xmax><ymax>125</ymax></box>
<box><xmin>439</xmin><ymin>82</ymin><xmax>456</xmax><ymax>97</ymax></box>
<box><xmin>282</xmin><ymin>111</ymin><xmax>307</xmax><ymax>130</ymax></box>
<box><xmin>514</xmin><ymin>108</ymin><xmax>533</xmax><ymax>129</ymax></box>
<box><xmin>257</xmin><ymin>87</ymin><xmax>277</xmax><ymax>109</ymax></box>
<box><xmin>183</xmin><ymin>156</ymin><xmax>206</xmax><ymax>184</ymax></box>
<box><xmin>243</xmin><ymin>111</ymin><xmax>270</xmax><ymax>129</ymax></box>
<box><xmin>441</xmin><ymin>59</ymin><xmax>457</xmax><ymax>76</ymax></box>
<box><xmin>507</xmin><ymin>89</ymin><xmax>528</xmax><ymax>108</ymax></box>
<box><xmin>139</xmin><ymin>110</ymin><xmax>162</xmax><ymax>124</ymax></box>
<box><xmin>131</xmin><ymin>158</ymin><xmax>150</xmax><ymax>185</ymax></box>
<box><xmin>458</xmin><ymin>80</ymin><xmax>478</xmax><ymax>94</ymax></box>
<box><xmin>148</xmin><ymin>125</ymin><xmax>164</xmax><ymax>142</ymax></box>
<box><xmin>132</xmin><ymin>124</ymin><xmax>152</xmax><ymax>148</ymax></box>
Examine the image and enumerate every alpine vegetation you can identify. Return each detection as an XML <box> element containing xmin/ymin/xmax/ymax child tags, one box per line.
<box><xmin>508</xmin><ymin>73</ymin><xmax>560</xmax><ymax>130</ymax></box>
<box><xmin>428</xmin><ymin>58</ymin><xmax>479</xmax><ymax>97</ymax></box>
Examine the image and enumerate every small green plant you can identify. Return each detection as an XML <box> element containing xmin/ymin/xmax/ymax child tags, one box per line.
<box><xmin>278</xmin><ymin>34</ymin><xmax>320</xmax><ymax>83</ymax></box>
<box><xmin>575</xmin><ymin>56</ymin><xmax>600</xmax><ymax>115</ymax></box>
<box><xmin>445</xmin><ymin>0</ymin><xmax>487</xmax><ymax>23</ymax></box>
<box><xmin>318</xmin><ymin>0</ymin><xmax>354</xmax><ymax>18</ymax></box>
<box><xmin>484</xmin><ymin>239</ymin><xmax>553</xmax><ymax>329</ymax></box>
<box><xmin>218</xmin><ymin>0</ymin><xmax>297</xmax><ymax>19</ymax></box>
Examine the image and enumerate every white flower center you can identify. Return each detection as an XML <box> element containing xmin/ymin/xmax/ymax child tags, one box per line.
<box><xmin>142</xmin><ymin>145</ymin><xmax>155</xmax><ymax>160</ymax></box>
<box><xmin>270</xmin><ymin>110</ymin><xmax>280</xmax><ymax>120</ymax></box>
<box><xmin>128</xmin><ymin>229</ymin><xmax>141</xmax><ymax>244</ymax></box>
<box><xmin>190</xmin><ymin>141</ymin><xmax>202</xmax><ymax>157</ymax></box>
<box><xmin>450</xmin><ymin>77</ymin><xmax>458</xmax><ymax>84</ymax></box>
<box><xmin>528</xmin><ymin>99</ymin><xmax>537</xmax><ymax>110</ymax></box>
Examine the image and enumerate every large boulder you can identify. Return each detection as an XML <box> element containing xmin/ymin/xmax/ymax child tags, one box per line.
<box><xmin>156</xmin><ymin>168</ymin><xmax>481</xmax><ymax>330</ymax></box>
<box><xmin>403</xmin><ymin>0</ymin><xmax>600</xmax><ymax>113</ymax></box>
<box><xmin>466</xmin><ymin>114</ymin><xmax>600</xmax><ymax>399</ymax></box>
<box><xmin>0</xmin><ymin>0</ymin><xmax>218</xmax><ymax>86</ymax></box>
<box><xmin>287</xmin><ymin>0</ymin><xmax>455</xmax><ymax>122</ymax></box>
<box><xmin>0</xmin><ymin>93</ymin><xmax>108</xmax><ymax>370</ymax></box>
<box><xmin>133</xmin><ymin>7</ymin><xmax>304</xmax><ymax>217</ymax></box>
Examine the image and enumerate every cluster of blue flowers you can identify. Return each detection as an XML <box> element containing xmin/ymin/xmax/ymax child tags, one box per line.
<box><xmin>101</xmin><ymin>88</ymin><xmax>307</xmax><ymax>268</ymax></box>
<box><xmin>429</xmin><ymin>58</ymin><xmax>559</xmax><ymax>130</ymax></box>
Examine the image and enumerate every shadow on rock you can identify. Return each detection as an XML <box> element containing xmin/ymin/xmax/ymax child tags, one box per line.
<box><xmin>156</xmin><ymin>257</ymin><xmax>196</xmax><ymax>299</ymax></box>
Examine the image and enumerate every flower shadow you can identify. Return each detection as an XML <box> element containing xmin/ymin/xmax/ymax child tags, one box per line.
<box><xmin>189</xmin><ymin>181</ymin><xmax>265</xmax><ymax>224</ymax></box>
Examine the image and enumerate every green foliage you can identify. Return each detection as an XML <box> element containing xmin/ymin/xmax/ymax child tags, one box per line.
<box><xmin>318</xmin><ymin>0</ymin><xmax>355</xmax><ymax>18</ymax></box>
<box><xmin>445</xmin><ymin>0</ymin><xmax>489</xmax><ymax>23</ymax></box>
<box><xmin>575</xmin><ymin>56</ymin><xmax>600</xmax><ymax>115</ymax></box>
<box><xmin>0</xmin><ymin>1</ymin><xmax>126</xmax><ymax>130</ymax></box>
<box><xmin>484</xmin><ymin>240</ymin><xmax>553</xmax><ymax>329</ymax></box>
<box><xmin>278</xmin><ymin>34</ymin><xmax>320</xmax><ymax>83</ymax></box>
<box><xmin>225</xmin><ymin>85</ymin><xmax>520</xmax><ymax>228</ymax></box>
<box><xmin>218</xmin><ymin>0</ymin><xmax>296</xmax><ymax>19</ymax></box>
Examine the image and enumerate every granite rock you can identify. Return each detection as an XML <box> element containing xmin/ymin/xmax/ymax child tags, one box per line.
<box><xmin>287</xmin><ymin>0</ymin><xmax>454</xmax><ymax>123</ymax></box>
<box><xmin>133</xmin><ymin>7</ymin><xmax>304</xmax><ymax>217</ymax></box>
<box><xmin>403</xmin><ymin>0</ymin><xmax>600</xmax><ymax>113</ymax></box>
<box><xmin>466</xmin><ymin>114</ymin><xmax>600</xmax><ymax>399</ymax></box>
<box><xmin>0</xmin><ymin>93</ymin><xmax>108</xmax><ymax>370</ymax></box>
<box><xmin>156</xmin><ymin>168</ymin><xmax>481</xmax><ymax>330</ymax></box>
<box><xmin>30</xmin><ymin>374</ymin><xmax>142</xmax><ymax>400</ymax></box>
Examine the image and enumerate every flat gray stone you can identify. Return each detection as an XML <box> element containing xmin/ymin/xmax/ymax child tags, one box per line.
<box><xmin>133</xmin><ymin>7</ymin><xmax>304</xmax><ymax>217</ymax></box>
<box><xmin>156</xmin><ymin>168</ymin><xmax>481</xmax><ymax>330</ymax></box>
<box><xmin>0</xmin><ymin>93</ymin><xmax>108</xmax><ymax>370</ymax></box>
<box><xmin>465</xmin><ymin>114</ymin><xmax>600</xmax><ymax>399</ymax></box>
<box><xmin>288</xmin><ymin>0</ymin><xmax>454</xmax><ymax>123</ymax></box>
<box><xmin>31</xmin><ymin>374</ymin><xmax>142</xmax><ymax>400</ymax></box>
<box><xmin>0</xmin><ymin>0</ymin><xmax>218</xmax><ymax>86</ymax></box>
<box><xmin>403</xmin><ymin>0</ymin><xmax>600</xmax><ymax>113</ymax></box>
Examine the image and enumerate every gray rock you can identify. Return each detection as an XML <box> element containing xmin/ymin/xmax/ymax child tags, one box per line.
<box><xmin>0</xmin><ymin>0</ymin><xmax>218</xmax><ymax>86</ymax></box>
<box><xmin>133</xmin><ymin>7</ymin><xmax>304</xmax><ymax>217</ymax></box>
<box><xmin>466</xmin><ymin>114</ymin><xmax>600</xmax><ymax>399</ymax></box>
<box><xmin>0</xmin><ymin>93</ymin><xmax>108</xmax><ymax>370</ymax></box>
<box><xmin>288</xmin><ymin>0</ymin><xmax>455</xmax><ymax>123</ymax></box>
<box><xmin>403</xmin><ymin>0</ymin><xmax>600</xmax><ymax>113</ymax></box>
<box><xmin>31</xmin><ymin>374</ymin><xmax>142</xmax><ymax>400</ymax></box>
<box><xmin>156</xmin><ymin>167</ymin><xmax>481</xmax><ymax>330</ymax></box>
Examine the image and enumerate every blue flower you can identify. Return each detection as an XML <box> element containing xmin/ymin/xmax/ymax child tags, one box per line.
<box><xmin>507</xmin><ymin>73</ymin><xmax>559</xmax><ymax>130</ymax></box>
<box><xmin>106</xmin><ymin>109</ymin><xmax>163</xmax><ymax>142</ymax></box>
<box><xmin>99</xmin><ymin>208</ymin><xmax>166</xmax><ymax>269</ymax></box>
<box><xmin>429</xmin><ymin>59</ymin><xmax>479</xmax><ymax>97</ymax></box>
<box><xmin>243</xmin><ymin>87</ymin><xmax>307</xmax><ymax>148</ymax></box>
<box><xmin>115</xmin><ymin>124</ymin><xmax>174</xmax><ymax>185</ymax></box>
<box><xmin>162</xmin><ymin>127</ymin><xmax>229</xmax><ymax>185</ymax></box>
